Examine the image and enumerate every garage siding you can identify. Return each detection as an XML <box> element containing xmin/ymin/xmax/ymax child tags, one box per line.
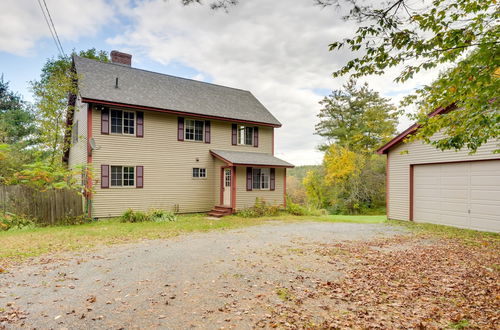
<box><xmin>413</xmin><ymin>161</ymin><xmax>500</xmax><ymax>232</ymax></box>
<box><xmin>387</xmin><ymin>136</ymin><xmax>499</xmax><ymax>221</ymax></box>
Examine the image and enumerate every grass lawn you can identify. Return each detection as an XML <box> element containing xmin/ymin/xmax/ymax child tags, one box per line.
<box><xmin>388</xmin><ymin>219</ymin><xmax>500</xmax><ymax>245</ymax></box>
<box><xmin>0</xmin><ymin>214</ymin><xmax>386</xmax><ymax>267</ymax></box>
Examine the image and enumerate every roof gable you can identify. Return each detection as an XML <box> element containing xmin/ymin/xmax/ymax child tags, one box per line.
<box><xmin>73</xmin><ymin>56</ymin><xmax>281</xmax><ymax>127</ymax></box>
<box><xmin>377</xmin><ymin>104</ymin><xmax>456</xmax><ymax>154</ymax></box>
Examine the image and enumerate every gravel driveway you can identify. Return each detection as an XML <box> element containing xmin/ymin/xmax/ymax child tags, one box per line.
<box><xmin>0</xmin><ymin>222</ymin><xmax>406</xmax><ymax>329</ymax></box>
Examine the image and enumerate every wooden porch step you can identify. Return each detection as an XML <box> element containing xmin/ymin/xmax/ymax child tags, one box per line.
<box><xmin>214</xmin><ymin>205</ymin><xmax>232</xmax><ymax>212</ymax></box>
<box><xmin>207</xmin><ymin>206</ymin><xmax>233</xmax><ymax>218</ymax></box>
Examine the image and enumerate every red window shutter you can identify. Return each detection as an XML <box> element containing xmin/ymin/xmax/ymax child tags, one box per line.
<box><xmin>101</xmin><ymin>165</ymin><xmax>109</xmax><ymax>189</ymax></box>
<box><xmin>231</xmin><ymin>124</ymin><xmax>237</xmax><ymax>145</ymax></box>
<box><xmin>136</xmin><ymin>166</ymin><xmax>144</xmax><ymax>188</ymax></box>
<box><xmin>253</xmin><ymin>127</ymin><xmax>259</xmax><ymax>147</ymax></box>
<box><xmin>178</xmin><ymin>117</ymin><xmax>184</xmax><ymax>141</ymax></box>
<box><xmin>205</xmin><ymin>120</ymin><xmax>211</xmax><ymax>144</ymax></box>
<box><xmin>101</xmin><ymin>107</ymin><xmax>109</xmax><ymax>135</ymax></box>
<box><xmin>246</xmin><ymin>167</ymin><xmax>253</xmax><ymax>191</ymax></box>
<box><xmin>270</xmin><ymin>168</ymin><xmax>276</xmax><ymax>191</ymax></box>
<box><xmin>136</xmin><ymin>111</ymin><xmax>144</xmax><ymax>137</ymax></box>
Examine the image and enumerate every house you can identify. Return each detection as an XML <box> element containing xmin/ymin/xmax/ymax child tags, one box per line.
<box><xmin>377</xmin><ymin>107</ymin><xmax>499</xmax><ymax>233</ymax></box>
<box><xmin>66</xmin><ymin>51</ymin><xmax>294</xmax><ymax>218</ymax></box>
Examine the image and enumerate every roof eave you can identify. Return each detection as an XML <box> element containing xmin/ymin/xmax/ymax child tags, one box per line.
<box><xmin>209</xmin><ymin>151</ymin><xmax>294</xmax><ymax>168</ymax></box>
<box><xmin>81</xmin><ymin>98</ymin><xmax>282</xmax><ymax>128</ymax></box>
<box><xmin>376</xmin><ymin>103</ymin><xmax>457</xmax><ymax>154</ymax></box>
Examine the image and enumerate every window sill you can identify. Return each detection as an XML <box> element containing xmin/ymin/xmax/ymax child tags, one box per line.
<box><xmin>109</xmin><ymin>186</ymin><xmax>137</xmax><ymax>189</ymax></box>
<box><xmin>192</xmin><ymin>177</ymin><xmax>208</xmax><ymax>180</ymax></box>
<box><xmin>183</xmin><ymin>139</ymin><xmax>205</xmax><ymax>143</ymax></box>
<box><xmin>109</xmin><ymin>132</ymin><xmax>136</xmax><ymax>136</ymax></box>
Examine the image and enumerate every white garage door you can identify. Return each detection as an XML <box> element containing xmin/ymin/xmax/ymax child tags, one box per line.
<box><xmin>413</xmin><ymin>160</ymin><xmax>500</xmax><ymax>232</ymax></box>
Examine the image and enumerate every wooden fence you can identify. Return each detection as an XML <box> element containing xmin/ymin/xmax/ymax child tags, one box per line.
<box><xmin>0</xmin><ymin>185</ymin><xmax>84</xmax><ymax>226</ymax></box>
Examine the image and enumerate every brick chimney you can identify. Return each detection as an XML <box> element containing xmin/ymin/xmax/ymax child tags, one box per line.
<box><xmin>110</xmin><ymin>50</ymin><xmax>132</xmax><ymax>66</ymax></box>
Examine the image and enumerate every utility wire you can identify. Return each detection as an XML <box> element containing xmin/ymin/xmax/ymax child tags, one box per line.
<box><xmin>42</xmin><ymin>0</ymin><xmax>65</xmax><ymax>56</ymax></box>
<box><xmin>37</xmin><ymin>0</ymin><xmax>65</xmax><ymax>57</ymax></box>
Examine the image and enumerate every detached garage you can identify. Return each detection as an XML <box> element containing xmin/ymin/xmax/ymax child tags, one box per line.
<box><xmin>378</xmin><ymin>113</ymin><xmax>500</xmax><ymax>233</ymax></box>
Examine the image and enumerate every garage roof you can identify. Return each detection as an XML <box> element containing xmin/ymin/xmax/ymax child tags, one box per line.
<box><xmin>377</xmin><ymin>105</ymin><xmax>456</xmax><ymax>154</ymax></box>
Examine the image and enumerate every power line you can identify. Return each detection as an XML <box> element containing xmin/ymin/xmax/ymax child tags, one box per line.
<box><xmin>37</xmin><ymin>0</ymin><xmax>65</xmax><ymax>57</ymax></box>
<box><xmin>42</xmin><ymin>0</ymin><xmax>65</xmax><ymax>56</ymax></box>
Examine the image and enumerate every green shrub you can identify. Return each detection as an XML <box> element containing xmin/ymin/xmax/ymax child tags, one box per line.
<box><xmin>285</xmin><ymin>200</ymin><xmax>308</xmax><ymax>216</ymax></box>
<box><xmin>120</xmin><ymin>209</ymin><xmax>148</xmax><ymax>223</ymax></box>
<box><xmin>119</xmin><ymin>209</ymin><xmax>177</xmax><ymax>223</ymax></box>
<box><xmin>57</xmin><ymin>214</ymin><xmax>93</xmax><ymax>226</ymax></box>
<box><xmin>237</xmin><ymin>198</ymin><xmax>284</xmax><ymax>218</ymax></box>
<box><xmin>0</xmin><ymin>212</ymin><xmax>35</xmax><ymax>231</ymax></box>
<box><xmin>285</xmin><ymin>198</ymin><xmax>326</xmax><ymax>216</ymax></box>
<box><xmin>148</xmin><ymin>209</ymin><xmax>177</xmax><ymax>222</ymax></box>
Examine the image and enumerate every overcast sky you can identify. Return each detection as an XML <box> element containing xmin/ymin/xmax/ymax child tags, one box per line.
<box><xmin>0</xmin><ymin>0</ymin><xmax>441</xmax><ymax>165</ymax></box>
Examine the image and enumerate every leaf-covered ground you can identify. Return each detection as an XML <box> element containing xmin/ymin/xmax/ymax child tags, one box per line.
<box><xmin>259</xmin><ymin>235</ymin><xmax>499</xmax><ymax>329</ymax></box>
<box><xmin>0</xmin><ymin>222</ymin><xmax>498</xmax><ymax>329</ymax></box>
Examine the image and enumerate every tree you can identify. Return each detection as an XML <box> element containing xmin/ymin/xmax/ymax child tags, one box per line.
<box><xmin>0</xmin><ymin>76</ymin><xmax>36</xmax><ymax>145</ymax></box>
<box><xmin>30</xmin><ymin>48</ymin><xmax>109</xmax><ymax>165</ymax></box>
<box><xmin>322</xmin><ymin>145</ymin><xmax>386</xmax><ymax>214</ymax></box>
<box><xmin>186</xmin><ymin>0</ymin><xmax>498</xmax><ymax>152</ymax></box>
<box><xmin>0</xmin><ymin>78</ymin><xmax>38</xmax><ymax>182</ymax></box>
<box><xmin>303</xmin><ymin>168</ymin><xmax>331</xmax><ymax>208</ymax></box>
<box><xmin>315</xmin><ymin>79</ymin><xmax>399</xmax><ymax>153</ymax></box>
<box><xmin>319</xmin><ymin>0</ymin><xmax>499</xmax><ymax>153</ymax></box>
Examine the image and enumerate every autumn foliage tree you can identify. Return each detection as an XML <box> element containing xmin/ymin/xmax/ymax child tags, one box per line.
<box><xmin>321</xmin><ymin>0</ymin><xmax>499</xmax><ymax>153</ymax></box>
<box><xmin>302</xmin><ymin>81</ymin><xmax>397</xmax><ymax>213</ymax></box>
<box><xmin>315</xmin><ymin>79</ymin><xmax>399</xmax><ymax>153</ymax></box>
<box><xmin>30</xmin><ymin>48</ymin><xmax>109</xmax><ymax>165</ymax></box>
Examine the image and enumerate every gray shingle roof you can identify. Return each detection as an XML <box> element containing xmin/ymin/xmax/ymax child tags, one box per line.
<box><xmin>210</xmin><ymin>149</ymin><xmax>294</xmax><ymax>167</ymax></box>
<box><xmin>73</xmin><ymin>56</ymin><xmax>281</xmax><ymax>126</ymax></box>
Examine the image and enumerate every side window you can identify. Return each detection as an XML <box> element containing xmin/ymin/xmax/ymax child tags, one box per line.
<box><xmin>192</xmin><ymin>168</ymin><xmax>207</xmax><ymax>178</ymax></box>
<box><xmin>185</xmin><ymin>119</ymin><xmax>205</xmax><ymax>142</ymax></box>
<box><xmin>110</xmin><ymin>166</ymin><xmax>135</xmax><ymax>187</ymax></box>
<box><xmin>111</xmin><ymin>110</ymin><xmax>135</xmax><ymax>135</ymax></box>
<box><xmin>237</xmin><ymin>125</ymin><xmax>254</xmax><ymax>146</ymax></box>
<box><xmin>252</xmin><ymin>168</ymin><xmax>270</xmax><ymax>190</ymax></box>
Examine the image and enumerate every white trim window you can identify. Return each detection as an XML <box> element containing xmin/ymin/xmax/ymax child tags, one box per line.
<box><xmin>192</xmin><ymin>168</ymin><xmax>207</xmax><ymax>178</ymax></box>
<box><xmin>238</xmin><ymin>125</ymin><xmax>254</xmax><ymax>145</ymax></box>
<box><xmin>111</xmin><ymin>166</ymin><xmax>135</xmax><ymax>187</ymax></box>
<box><xmin>252</xmin><ymin>168</ymin><xmax>270</xmax><ymax>190</ymax></box>
<box><xmin>111</xmin><ymin>110</ymin><xmax>135</xmax><ymax>135</ymax></box>
<box><xmin>185</xmin><ymin>119</ymin><xmax>204</xmax><ymax>141</ymax></box>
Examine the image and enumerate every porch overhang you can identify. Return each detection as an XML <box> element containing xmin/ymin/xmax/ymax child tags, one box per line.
<box><xmin>210</xmin><ymin>149</ymin><xmax>294</xmax><ymax>168</ymax></box>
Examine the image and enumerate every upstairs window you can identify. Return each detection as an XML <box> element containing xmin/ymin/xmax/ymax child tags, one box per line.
<box><xmin>252</xmin><ymin>168</ymin><xmax>270</xmax><ymax>190</ymax></box>
<box><xmin>237</xmin><ymin>125</ymin><xmax>254</xmax><ymax>145</ymax></box>
<box><xmin>111</xmin><ymin>110</ymin><xmax>135</xmax><ymax>135</ymax></box>
<box><xmin>110</xmin><ymin>166</ymin><xmax>135</xmax><ymax>187</ymax></box>
<box><xmin>192</xmin><ymin>168</ymin><xmax>207</xmax><ymax>178</ymax></box>
<box><xmin>185</xmin><ymin>119</ymin><xmax>204</xmax><ymax>141</ymax></box>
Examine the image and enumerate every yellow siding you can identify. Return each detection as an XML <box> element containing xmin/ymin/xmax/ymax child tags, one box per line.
<box><xmin>235</xmin><ymin>167</ymin><xmax>285</xmax><ymax>209</ymax></box>
<box><xmin>90</xmin><ymin>105</ymin><xmax>276</xmax><ymax>217</ymax></box>
<box><xmin>68</xmin><ymin>97</ymin><xmax>88</xmax><ymax>169</ymax></box>
<box><xmin>388</xmin><ymin>137</ymin><xmax>499</xmax><ymax>221</ymax></box>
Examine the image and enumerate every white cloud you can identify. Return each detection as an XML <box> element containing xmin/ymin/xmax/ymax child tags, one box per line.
<box><xmin>0</xmin><ymin>0</ymin><xmax>113</xmax><ymax>55</ymax></box>
<box><xmin>108</xmin><ymin>0</ymin><xmax>358</xmax><ymax>165</ymax></box>
<box><xmin>2</xmin><ymin>0</ymin><xmax>444</xmax><ymax>165</ymax></box>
